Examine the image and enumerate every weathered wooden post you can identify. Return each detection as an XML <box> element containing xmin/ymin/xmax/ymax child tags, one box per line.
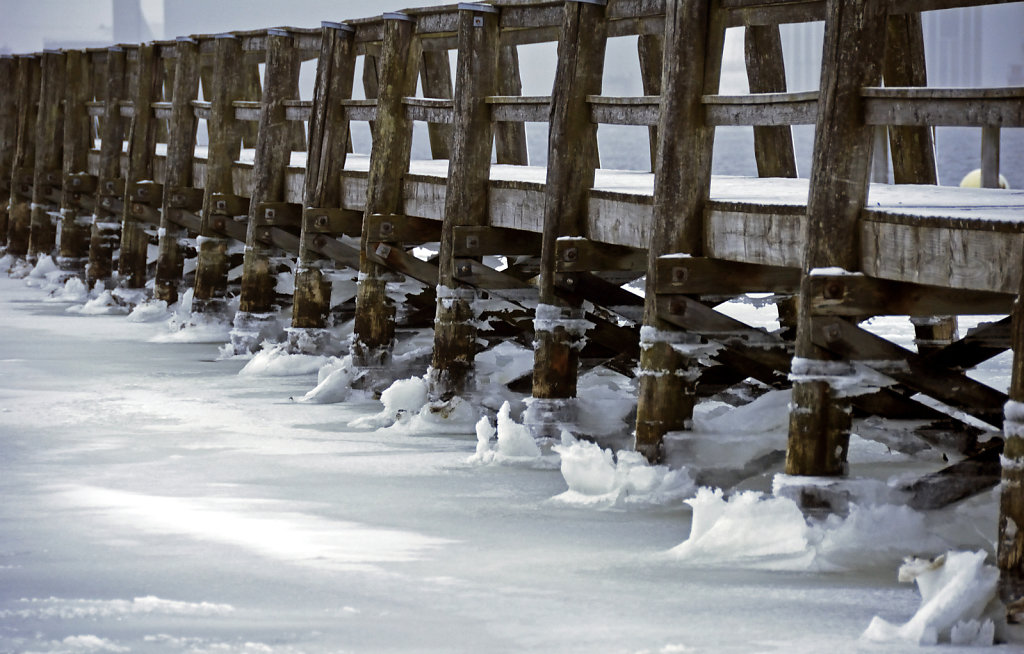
<box><xmin>637</xmin><ymin>33</ymin><xmax>663</xmax><ymax>172</ymax></box>
<box><xmin>421</xmin><ymin>49</ymin><xmax>453</xmax><ymax>159</ymax></box>
<box><xmin>192</xmin><ymin>34</ymin><xmax>246</xmax><ymax>314</ymax></box>
<box><xmin>744</xmin><ymin>25</ymin><xmax>797</xmax><ymax>178</ymax></box>
<box><xmin>882</xmin><ymin>12</ymin><xmax>958</xmax><ymax>356</ymax></box>
<box><xmin>6</xmin><ymin>55</ymin><xmax>42</xmax><ymax>258</ymax></box>
<box><xmin>494</xmin><ymin>45</ymin><xmax>528</xmax><ymax>165</ymax></box>
<box><xmin>229</xmin><ymin>28</ymin><xmax>302</xmax><ymax>353</ymax></box>
<box><xmin>86</xmin><ymin>46</ymin><xmax>128</xmax><ymax>288</ymax></box>
<box><xmin>786</xmin><ymin>0</ymin><xmax>886</xmax><ymax>477</ymax></box>
<box><xmin>526</xmin><ymin>0</ymin><xmax>609</xmax><ymax>437</ymax></box>
<box><xmin>634</xmin><ymin>0</ymin><xmax>724</xmax><ymax>462</ymax></box>
<box><xmin>428</xmin><ymin>3</ymin><xmax>501</xmax><ymax>401</ymax></box>
<box><xmin>57</xmin><ymin>49</ymin><xmax>96</xmax><ymax>274</ymax></box>
<box><xmin>999</xmin><ymin>272</ymin><xmax>1024</xmax><ymax>618</ymax></box>
<box><xmin>153</xmin><ymin>37</ymin><xmax>201</xmax><ymax>304</ymax></box>
<box><xmin>289</xmin><ymin>22</ymin><xmax>358</xmax><ymax>351</ymax></box>
<box><xmin>28</xmin><ymin>49</ymin><xmax>66</xmax><ymax>262</ymax></box>
<box><xmin>350</xmin><ymin>13</ymin><xmax>420</xmax><ymax>379</ymax></box>
<box><xmin>118</xmin><ymin>43</ymin><xmax>165</xmax><ymax>290</ymax></box>
<box><xmin>0</xmin><ymin>56</ymin><xmax>18</xmax><ymax>248</ymax></box>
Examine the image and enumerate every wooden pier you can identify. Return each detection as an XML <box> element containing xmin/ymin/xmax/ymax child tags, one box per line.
<box><xmin>3</xmin><ymin>0</ymin><xmax>1024</xmax><ymax>618</ymax></box>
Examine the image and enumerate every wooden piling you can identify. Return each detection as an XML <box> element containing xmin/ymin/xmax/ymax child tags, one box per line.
<box><xmin>0</xmin><ymin>57</ymin><xmax>18</xmax><ymax>248</ymax></box>
<box><xmin>118</xmin><ymin>43</ymin><xmax>165</xmax><ymax>289</ymax></box>
<box><xmin>87</xmin><ymin>46</ymin><xmax>128</xmax><ymax>288</ymax></box>
<box><xmin>527</xmin><ymin>0</ymin><xmax>609</xmax><ymax>435</ymax></box>
<box><xmin>429</xmin><ymin>3</ymin><xmax>501</xmax><ymax>401</ymax></box>
<box><xmin>351</xmin><ymin>14</ymin><xmax>420</xmax><ymax>373</ymax></box>
<box><xmin>290</xmin><ymin>22</ymin><xmax>357</xmax><ymax>344</ymax></box>
<box><xmin>634</xmin><ymin>0</ymin><xmax>724</xmax><ymax>462</ymax></box>
<box><xmin>230</xmin><ymin>29</ymin><xmax>302</xmax><ymax>353</ymax></box>
<box><xmin>999</xmin><ymin>275</ymin><xmax>1024</xmax><ymax>617</ymax></box>
<box><xmin>6</xmin><ymin>55</ymin><xmax>42</xmax><ymax>258</ymax></box>
<box><xmin>153</xmin><ymin>37</ymin><xmax>201</xmax><ymax>304</ymax></box>
<box><xmin>26</xmin><ymin>50</ymin><xmax>65</xmax><ymax>261</ymax></box>
<box><xmin>786</xmin><ymin>0</ymin><xmax>886</xmax><ymax>477</ymax></box>
<box><xmin>192</xmin><ymin>35</ymin><xmax>245</xmax><ymax>312</ymax></box>
<box><xmin>57</xmin><ymin>50</ymin><xmax>95</xmax><ymax>273</ymax></box>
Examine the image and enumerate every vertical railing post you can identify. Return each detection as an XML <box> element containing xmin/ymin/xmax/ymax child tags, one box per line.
<box><xmin>526</xmin><ymin>0</ymin><xmax>609</xmax><ymax>437</ymax></box>
<box><xmin>883</xmin><ymin>12</ymin><xmax>959</xmax><ymax>356</ymax></box>
<box><xmin>421</xmin><ymin>48</ymin><xmax>454</xmax><ymax>159</ymax></box>
<box><xmin>786</xmin><ymin>0</ymin><xmax>887</xmax><ymax>477</ymax></box>
<box><xmin>744</xmin><ymin>24</ymin><xmax>797</xmax><ymax>178</ymax></box>
<box><xmin>87</xmin><ymin>46</ymin><xmax>128</xmax><ymax>288</ymax></box>
<box><xmin>6</xmin><ymin>55</ymin><xmax>42</xmax><ymax>258</ymax></box>
<box><xmin>494</xmin><ymin>45</ymin><xmax>528</xmax><ymax>165</ymax></box>
<box><xmin>27</xmin><ymin>50</ymin><xmax>65</xmax><ymax>262</ymax></box>
<box><xmin>634</xmin><ymin>0</ymin><xmax>724</xmax><ymax>462</ymax></box>
<box><xmin>350</xmin><ymin>13</ymin><xmax>421</xmax><ymax>382</ymax></box>
<box><xmin>153</xmin><ymin>37</ymin><xmax>201</xmax><ymax>304</ymax></box>
<box><xmin>637</xmin><ymin>33</ymin><xmax>663</xmax><ymax>172</ymax></box>
<box><xmin>981</xmin><ymin>126</ymin><xmax>1001</xmax><ymax>188</ymax></box>
<box><xmin>289</xmin><ymin>21</ymin><xmax>358</xmax><ymax>350</ymax></box>
<box><xmin>429</xmin><ymin>3</ymin><xmax>501</xmax><ymax>402</ymax></box>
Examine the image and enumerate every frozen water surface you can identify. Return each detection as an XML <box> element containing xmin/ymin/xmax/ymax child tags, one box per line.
<box><xmin>0</xmin><ymin>274</ymin><xmax>1019</xmax><ymax>653</ymax></box>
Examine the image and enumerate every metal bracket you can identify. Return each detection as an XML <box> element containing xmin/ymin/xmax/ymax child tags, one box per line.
<box><xmin>322</xmin><ymin>21</ymin><xmax>355</xmax><ymax>33</ymax></box>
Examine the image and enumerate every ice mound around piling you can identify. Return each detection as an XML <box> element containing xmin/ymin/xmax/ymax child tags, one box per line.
<box><xmin>468</xmin><ymin>401</ymin><xmax>559</xmax><ymax>468</ymax></box>
<box><xmin>148</xmin><ymin>289</ymin><xmax>234</xmax><ymax>344</ymax></box>
<box><xmin>351</xmin><ymin>376</ymin><xmax>479</xmax><ymax>434</ymax></box>
<box><xmin>66</xmin><ymin>283</ymin><xmax>133</xmax><ymax>316</ymax></box>
<box><xmin>126</xmin><ymin>298</ymin><xmax>170</xmax><ymax>322</ymax></box>
<box><xmin>239</xmin><ymin>341</ymin><xmax>333</xmax><ymax>377</ymax></box>
<box><xmin>670</xmin><ymin>486</ymin><xmax>984</xmax><ymax>573</ymax></box>
<box><xmin>551</xmin><ymin>437</ymin><xmax>695</xmax><ymax>507</ymax></box>
<box><xmin>297</xmin><ymin>355</ymin><xmax>361</xmax><ymax>404</ymax></box>
<box><xmin>44</xmin><ymin>276</ymin><xmax>89</xmax><ymax>303</ymax></box>
<box><xmin>862</xmin><ymin>550</ymin><xmax>1002</xmax><ymax>646</ymax></box>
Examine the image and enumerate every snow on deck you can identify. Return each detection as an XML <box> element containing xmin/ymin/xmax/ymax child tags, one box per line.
<box><xmin>381</xmin><ymin>155</ymin><xmax>1024</xmax><ymax>224</ymax></box>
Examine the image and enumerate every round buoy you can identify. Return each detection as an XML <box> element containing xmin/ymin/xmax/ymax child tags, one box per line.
<box><xmin>959</xmin><ymin>168</ymin><xmax>1010</xmax><ymax>189</ymax></box>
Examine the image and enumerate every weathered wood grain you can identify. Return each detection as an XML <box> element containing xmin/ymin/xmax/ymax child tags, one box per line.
<box><xmin>119</xmin><ymin>44</ymin><xmax>166</xmax><ymax>289</ymax></box>
<box><xmin>28</xmin><ymin>50</ymin><xmax>65</xmax><ymax>260</ymax></box>
<box><xmin>635</xmin><ymin>0</ymin><xmax>725</xmax><ymax>462</ymax></box>
<box><xmin>193</xmin><ymin>36</ymin><xmax>246</xmax><ymax>310</ymax></box>
<box><xmin>788</xmin><ymin>0</ymin><xmax>886</xmax><ymax>478</ymax></box>
<box><xmin>494</xmin><ymin>45</ymin><xmax>529</xmax><ymax>165</ymax></box>
<box><xmin>154</xmin><ymin>38</ymin><xmax>201</xmax><ymax>304</ymax></box>
<box><xmin>744</xmin><ymin>24</ymin><xmax>797</xmax><ymax>178</ymax></box>
<box><xmin>57</xmin><ymin>50</ymin><xmax>95</xmax><ymax>271</ymax></box>
<box><xmin>533</xmin><ymin>0</ymin><xmax>608</xmax><ymax>405</ymax></box>
<box><xmin>87</xmin><ymin>47</ymin><xmax>127</xmax><ymax>286</ymax></box>
<box><xmin>431</xmin><ymin>5</ymin><xmax>503</xmax><ymax>399</ymax></box>
<box><xmin>352</xmin><ymin>15</ymin><xmax>421</xmax><ymax>371</ymax></box>
<box><xmin>6</xmin><ymin>56</ymin><xmax>41</xmax><ymax>256</ymax></box>
<box><xmin>293</xmin><ymin>23</ymin><xmax>358</xmax><ymax>332</ymax></box>
<box><xmin>236</xmin><ymin>30</ymin><xmax>302</xmax><ymax>326</ymax></box>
